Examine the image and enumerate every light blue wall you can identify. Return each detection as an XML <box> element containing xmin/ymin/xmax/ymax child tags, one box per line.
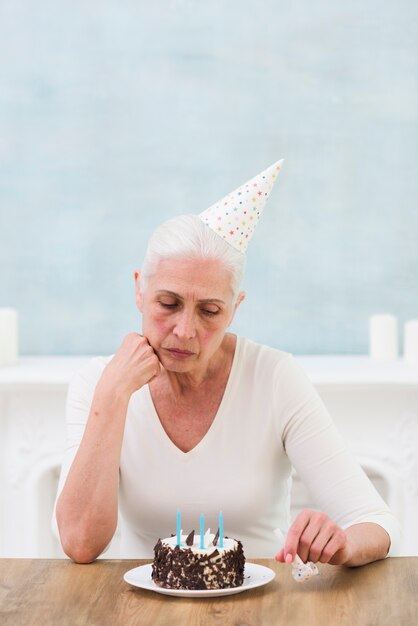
<box><xmin>1</xmin><ymin>0</ymin><xmax>417</xmax><ymax>356</ymax></box>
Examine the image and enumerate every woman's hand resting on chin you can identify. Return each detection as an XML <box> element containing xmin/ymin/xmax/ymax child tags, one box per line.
<box><xmin>98</xmin><ymin>333</ymin><xmax>161</xmax><ymax>398</ymax></box>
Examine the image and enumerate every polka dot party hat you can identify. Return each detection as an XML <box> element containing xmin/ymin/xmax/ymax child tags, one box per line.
<box><xmin>199</xmin><ymin>159</ymin><xmax>284</xmax><ymax>252</ymax></box>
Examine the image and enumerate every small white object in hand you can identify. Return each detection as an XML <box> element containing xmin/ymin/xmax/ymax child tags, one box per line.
<box><xmin>274</xmin><ymin>528</ymin><xmax>319</xmax><ymax>583</ymax></box>
<box><xmin>291</xmin><ymin>555</ymin><xmax>319</xmax><ymax>582</ymax></box>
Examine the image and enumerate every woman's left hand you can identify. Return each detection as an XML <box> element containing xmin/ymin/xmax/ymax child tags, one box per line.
<box><xmin>275</xmin><ymin>509</ymin><xmax>353</xmax><ymax>565</ymax></box>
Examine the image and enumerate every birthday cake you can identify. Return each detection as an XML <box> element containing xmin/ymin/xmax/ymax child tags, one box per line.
<box><xmin>152</xmin><ymin>529</ymin><xmax>245</xmax><ymax>590</ymax></box>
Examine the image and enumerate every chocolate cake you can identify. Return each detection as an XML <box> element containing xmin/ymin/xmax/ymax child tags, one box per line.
<box><xmin>152</xmin><ymin>529</ymin><xmax>245</xmax><ymax>590</ymax></box>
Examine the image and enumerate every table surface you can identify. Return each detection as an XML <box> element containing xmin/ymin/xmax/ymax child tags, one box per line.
<box><xmin>1</xmin><ymin>557</ymin><xmax>417</xmax><ymax>626</ymax></box>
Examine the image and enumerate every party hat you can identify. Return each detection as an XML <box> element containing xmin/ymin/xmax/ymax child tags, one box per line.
<box><xmin>199</xmin><ymin>159</ymin><xmax>284</xmax><ymax>252</ymax></box>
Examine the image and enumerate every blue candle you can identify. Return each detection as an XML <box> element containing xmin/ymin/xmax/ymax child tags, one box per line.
<box><xmin>199</xmin><ymin>512</ymin><xmax>205</xmax><ymax>549</ymax></box>
<box><xmin>176</xmin><ymin>510</ymin><xmax>181</xmax><ymax>546</ymax></box>
<box><xmin>219</xmin><ymin>511</ymin><xmax>224</xmax><ymax>548</ymax></box>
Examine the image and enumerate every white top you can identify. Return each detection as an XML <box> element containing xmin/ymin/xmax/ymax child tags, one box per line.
<box><xmin>52</xmin><ymin>336</ymin><xmax>400</xmax><ymax>558</ymax></box>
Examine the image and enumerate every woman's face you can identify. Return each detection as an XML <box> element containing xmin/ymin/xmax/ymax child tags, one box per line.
<box><xmin>136</xmin><ymin>257</ymin><xmax>244</xmax><ymax>374</ymax></box>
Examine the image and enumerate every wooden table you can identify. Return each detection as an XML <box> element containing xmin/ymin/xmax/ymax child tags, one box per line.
<box><xmin>1</xmin><ymin>558</ymin><xmax>417</xmax><ymax>625</ymax></box>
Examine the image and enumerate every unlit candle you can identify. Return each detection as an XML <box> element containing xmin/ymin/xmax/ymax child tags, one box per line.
<box><xmin>0</xmin><ymin>308</ymin><xmax>18</xmax><ymax>366</ymax></box>
<box><xmin>219</xmin><ymin>511</ymin><xmax>224</xmax><ymax>549</ymax></box>
<box><xmin>199</xmin><ymin>513</ymin><xmax>205</xmax><ymax>549</ymax></box>
<box><xmin>176</xmin><ymin>510</ymin><xmax>181</xmax><ymax>546</ymax></box>
<box><xmin>404</xmin><ymin>320</ymin><xmax>418</xmax><ymax>366</ymax></box>
<box><xmin>369</xmin><ymin>314</ymin><xmax>398</xmax><ymax>362</ymax></box>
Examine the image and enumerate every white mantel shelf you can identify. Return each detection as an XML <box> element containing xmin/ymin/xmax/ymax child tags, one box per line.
<box><xmin>0</xmin><ymin>357</ymin><xmax>95</xmax><ymax>388</ymax></box>
<box><xmin>0</xmin><ymin>355</ymin><xmax>417</xmax><ymax>388</ymax></box>
<box><xmin>296</xmin><ymin>356</ymin><xmax>418</xmax><ymax>386</ymax></box>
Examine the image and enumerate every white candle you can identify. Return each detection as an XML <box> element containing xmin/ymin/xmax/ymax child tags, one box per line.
<box><xmin>369</xmin><ymin>314</ymin><xmax>398</xmax><ymax>362</ymax></box>
<box><xmin>404</xmin><ymin>320</ymin><xmax>418</xmax><ymax>366</ymax></box>
<box><xmin>0</xmin><ymin>308</ymin><xmax>18</xmax><ymax>366</ymax></box>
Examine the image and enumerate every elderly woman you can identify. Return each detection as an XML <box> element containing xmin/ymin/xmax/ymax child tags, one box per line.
<box><xmin>53</xmin><ymin>161</ymin><xmax>399</xmax><ymax>566</ymax></box>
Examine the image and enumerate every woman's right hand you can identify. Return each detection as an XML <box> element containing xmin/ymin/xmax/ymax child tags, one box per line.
<box><xmin>98</xmin><ymin>333</ymin><xmax>161</xmax><ymax>398</ymax></box>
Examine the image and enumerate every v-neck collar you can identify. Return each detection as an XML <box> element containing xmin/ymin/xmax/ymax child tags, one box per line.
<box><xmin>144</xmin><ymin>335</ymin><xmax>242</xmax><ymax>461</ymax></box>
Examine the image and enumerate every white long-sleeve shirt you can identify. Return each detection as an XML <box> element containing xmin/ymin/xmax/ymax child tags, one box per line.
<box><xmin>52</xmin><ymin>335</ymin><xmax>400</xmax><ymax>558</ymax></box>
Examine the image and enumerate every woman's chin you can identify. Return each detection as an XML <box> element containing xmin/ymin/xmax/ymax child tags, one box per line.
<box><xmin>159</xmin><ymin>352</ymin><xmax>199</xmax><ymax>373</ymax></box>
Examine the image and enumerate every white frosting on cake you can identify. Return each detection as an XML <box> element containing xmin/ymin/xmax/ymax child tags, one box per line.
<box><xmin>162</xmin><ymin>530</ymin><xmax>236</xmax><ymax>555</ymax></box>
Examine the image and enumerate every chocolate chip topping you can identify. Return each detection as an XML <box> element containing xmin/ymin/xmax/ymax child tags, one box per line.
<box><xmin>209</xmin><ymin>549</ymin><xmax>219</xmax><ymax>559</ymax></box>
<box><xmin>151</xmin><ymin>537</ymin><xmax>245</xmax><ymax>590</ymax></box>
<box><xmin>185</xmin><ymin>530</ymin><xmax>195</xmax><ymax>546</ymax></box>
<box><xmin>212</xmin><ymin>528</ymin><xmax>219</xmax><ymax>546</ymax></box>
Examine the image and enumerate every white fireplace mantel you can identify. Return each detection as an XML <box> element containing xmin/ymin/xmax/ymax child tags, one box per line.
<box><xmin>1</xmin><ymin>355</ymin><xmax>417</xmax><ymax>387</ymax></box>
<box><xmin>1</xmin><ymin>355</ymin><xmax>417</xmax><ymax>558</ymax></box>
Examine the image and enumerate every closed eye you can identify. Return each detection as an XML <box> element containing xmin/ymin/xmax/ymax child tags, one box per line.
<box><xmin>159</xmin><ymin>302</ymin><xmax>178</xmax><ymax>309</ymax></box>
<box><xmin>159</xmin><ymin>301</ymin><xmax>219</xmax><ymax>316</ymax></box>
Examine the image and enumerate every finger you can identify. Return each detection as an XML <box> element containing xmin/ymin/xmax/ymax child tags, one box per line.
<box><xmin>146</xmin><ymin>355</ymin><xmax>162</xmax><ymax>379</ymax></box>
<box><xmin>293</xmin><ymin>511</ymin><xmax>331</xmax><ymax>562</ymax></box>
<box><xmin>306</xmin><ymin>524</ymin><xmax>335</xmax><ymax>563</ymax></box>
<box><xmin>284</xmin><ymin>510</ymin><xmax>311</xmax><ymax>562</ymax></box>
<box><xmin>122</xmin><ymin>332</ymin><xmax>143</xmax><ymax>350</ymax></box>
<box><xmin>299</xmin><ymin>512</ymin><xmax>336</xmax><ymax>562</ymax></box>
<box><xmin>274</xmin><ymin>549</ymin><xmax>285</xmax><ymax>562</ymax></box>
<box><xmin>319</xmin><ymin>529</ymin><xmax>347</xmax><ymax>564</ymax></box>
<box><xmin>297</xmin><ymin>523</ymin><xmax>322</xmax><ymax>563</ymax></box>
<box><xmin>148</xmin><ymin>360</ymin><xmax>163</xmax><ymax>382</ymax></box>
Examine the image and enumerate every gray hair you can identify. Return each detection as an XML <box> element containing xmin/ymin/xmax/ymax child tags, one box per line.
<box><xmin>141</xmin><ymin>214</ymin><xmax>246</xmax><ymax>297</ymax></box>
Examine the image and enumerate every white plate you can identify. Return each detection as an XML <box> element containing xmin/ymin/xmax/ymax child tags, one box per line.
<box><xmin>124</xmin><ymin>562</ymin><xmax>276</xmax><ymax>598</ymax></box>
